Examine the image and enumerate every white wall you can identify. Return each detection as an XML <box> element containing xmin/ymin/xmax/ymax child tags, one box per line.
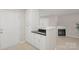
<box><xmin>40</xmin><ymin>15</ymin><xmax>58</xmax><ymax>28</ymax></box>
<box><xmin>58</xmin><ymin>14</ymin><xmax>79</xmax><ymax>38</ymax></box>
<box><xmin>49</xmin><ymin>15</ymin><xmax>58</xmax><ymax>26</ymax></box>
<box><xmin>0</xmin><ymin>10</ymin><xmax>25</xmax><ymax>49</ymax></box>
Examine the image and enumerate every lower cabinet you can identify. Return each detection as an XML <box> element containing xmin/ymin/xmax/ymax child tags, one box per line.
<box><xmin>32</xmin><ymin>33</ymin><xmax>46</xmax><ymax>49</ymax></box>
<box><xmin>40</xmin><ymin>35</ymin><xmax>47</xmax><ymax>50</ymax></box>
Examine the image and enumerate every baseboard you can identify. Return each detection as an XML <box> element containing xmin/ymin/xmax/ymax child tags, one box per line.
<box><xmin>67</xmin><ymin>35</ymin><xmax>79</xmax><ymax>39</ymax></box>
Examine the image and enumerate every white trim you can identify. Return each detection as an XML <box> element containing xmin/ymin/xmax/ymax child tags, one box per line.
<box><xmin>67</xmin><ymin>35</ymin><xmax>79</xmax><ymax>39</ymax></box>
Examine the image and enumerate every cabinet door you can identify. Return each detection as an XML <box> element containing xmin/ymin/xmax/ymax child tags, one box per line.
<box><xmin>32</xmin><ymin>10</ymin><xmax>40</xmax><ymax>30</ymax></box>
<box><xmin>25</xmin><ymin>10</ymin><xmax>40</xmax><ymax>47</ymax></box>
<box><xmin>32</xmin><ymin>33</ymin><xmax>40</xmax><ymax>49</ymax></box>
<box><xmin>35</xmin><ymin>34</ymin><xmax>40</xmax><ymax>48</ymax></box>
<box><xmin>25</xmin><ymin>10</ymin><xmax>40</xmax><ymax>30</ymax></box>
<box><xmin>26</xmin><ymin>30</ymin><xmax>34</xmax><ymax>45</ymax></box>
<box><xmin>32</xmin><ymin>33</ymin><xmax>46</xmax><ymax>49</ymax></box>
<box><xmin>40</xmin><ymin>35</ymin><xmax>46</xmax><ymax>50</ymax></box>
<box><xmin>40</xmin><ymin>17</ymin><xmax>49</xmax><ymax>28</ymax></box>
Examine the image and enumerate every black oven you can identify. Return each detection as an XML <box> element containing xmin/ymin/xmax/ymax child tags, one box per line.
<box><xmin>58</xmin><ymin>29</ymin><xmax>66</xmax><ymax>36</ymax></box>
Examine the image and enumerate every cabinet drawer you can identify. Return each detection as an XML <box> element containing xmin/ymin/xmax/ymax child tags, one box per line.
<box><xmin>40</xmin><ymin>35</ymin><xmax>46</xmax><ymax>49</ymax></box>
<box><xmin>32</xmin><ymin>33</ymin><xmax>46</xmax><ymax>49</ymax></box>
<box><xmin>31</xmin><ymin>33</ymin><xmax>40</xmax><ymax>48</ymax></box>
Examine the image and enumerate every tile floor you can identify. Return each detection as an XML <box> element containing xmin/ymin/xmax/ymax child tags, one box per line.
<box><xmin>5</xmin><ymin>41</ymin><xmax>37</xmax><ymax>50</ymax></box>
<box><xmin>3</xmin><ymin>36</ymin><xmax>79</xmax><ymax>50</ymax></box>
<box><xmin>56</xmin><ymin>36</ymin><xmax>79</xmax><ymax>50</ymax></box>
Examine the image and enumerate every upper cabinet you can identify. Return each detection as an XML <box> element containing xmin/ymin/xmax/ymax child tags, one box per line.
<box><xmin>25</xmin><ymin>9</ymin><xmax>40</xmax><ymax>45</ymax></box>
<box><xmin>39</xmin><ymin>16</ymin><xmax>58</xmax><ymax>28</ymax></box>
<box><xmin>25</xmin><ymin>9</ymin><xmax>40</xmax><ymax>30</ymax></box>
<box><xmin>25</xmin><ymin>9</ymin><xmax>58</xmax><ymax>30</ymax></box>
<box><xmin>39</xmin><ymin>17</ymin><xmax>49</xmax><ymax>28</ymax></box>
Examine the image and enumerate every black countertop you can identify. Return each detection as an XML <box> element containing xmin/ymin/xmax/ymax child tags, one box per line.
<box><xmin>31</xmin><ymin>31</ymin><xmax>46</xmax><ymax>36</ymax></box>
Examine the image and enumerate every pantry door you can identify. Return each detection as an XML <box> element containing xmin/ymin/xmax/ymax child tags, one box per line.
<box><xmin>0</xmin><ymin>10</ymin><xmax>21</xmax><ymax>49</ymax></box>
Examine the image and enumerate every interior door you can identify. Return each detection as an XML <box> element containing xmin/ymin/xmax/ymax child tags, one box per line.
<box><xmin>0</xmin><ymin>10</ymin><xmax>21</xmax><ymax>49</ymax></box>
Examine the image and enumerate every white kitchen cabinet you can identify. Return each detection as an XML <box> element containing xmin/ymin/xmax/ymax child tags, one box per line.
<box><xmin>31</xmin><ymin>33</ymin><xmax>46</xmax><ymax>49</ymax></box>
<box><xmin>25</xmin><ymin>10</ymin><xmax>57</xmax><ymax>50</ymax></box>
<box><xmin>40</xmin><ymin>35</ymin><xmax>47</xmax><ymax>49</ymax></box>
<box><xmin>25</xmin><ymin>9</ymin><xmax>40</xmax><ymax>30</ymax></box>
<box><xmin>31</xmin><ymin>33</ymin><xmax>40</xmax><ymax>49</ymax></box>
<box><xmin>30</xmin><ymin>27</ymin><xmax>57</xmax><ymax>50</ymax></box>
<box><xmin>25</xmin><ymin>9</ymin><xmax>40</xmax><ymax>45</ymax></box>
<box><xmin>31</xmin><ymin>30</ymin><xmax>56</xmax><ymax>50</ymax></box>
<box><xmin>40</xmin><ymin>16</ymin><xmax>58</xmax><ymax>28</ymax></box>
<box><xmin>40</xmin><ymin>17</ymin><xmax>49</xmax><ymax>28</ymax></box>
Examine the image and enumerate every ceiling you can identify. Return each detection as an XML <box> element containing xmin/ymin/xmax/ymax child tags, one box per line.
<box><xmin>39</xmin><ymin>9</ymin><xmax>79</xmax><ymax>16</ymax></box>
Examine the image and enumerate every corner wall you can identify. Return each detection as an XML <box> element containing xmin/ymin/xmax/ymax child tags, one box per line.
<box><xmin>0</xmin><ymin>9</ymin><xmax>25</xmax><ymax>49</ymax></box>
<box><xmin>57</xmin><ymin>14</ymin><xmax>79</xmax><ymax>38</ymax></box>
